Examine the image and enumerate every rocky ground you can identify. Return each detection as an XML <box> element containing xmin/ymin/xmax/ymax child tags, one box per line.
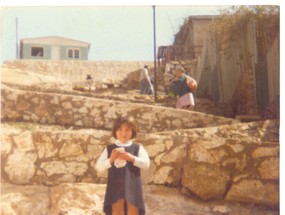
<box><xmin>1</xmin><ymin>183</ymin><xmax>278</xmax><ymax>215</ymax></box>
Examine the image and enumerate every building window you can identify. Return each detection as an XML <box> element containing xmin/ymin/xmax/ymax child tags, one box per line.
<box><xmin>31</xmin><ymin>47</ymin><xmax>44</xmax><ymax>57</ymax></box>
<box><xmin>74</xmin><ymin>50</ymin><xmax>80</xmax><ymax>58</ymax></box>
<box><xmin>67</xmin><ymin>49</ymin><xmax>80</xmax><ymax>59</ymax></box>
<box><xmin>68</xmin><ymin>50</ymin><xmax>73</xmax><ymax>58</ymax></box>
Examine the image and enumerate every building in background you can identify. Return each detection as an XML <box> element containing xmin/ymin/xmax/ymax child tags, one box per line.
<box><xmin>20</xmin><ymin>36</ymin><xmax>90</xmax><ymax>60</ymax></box>
<box><xmin>157</xmin><ymin>15</ymin><xmax>219</xmax><ymax>65</ymax></box>
<box><xmin>173</xmin><ymin>15</ymin><xmax>219</xmax><ymax>59</ymax></box>
<box><xmin>160</xmin><ymin>10</ymin><xmax>279</xmax><ymax>119</ymax></box>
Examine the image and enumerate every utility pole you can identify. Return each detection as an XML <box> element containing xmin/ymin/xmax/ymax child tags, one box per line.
<box><xmin>152</xmin><ymin>5</ymin><xmax>157</xmax><ymax>102</ymax></box>
<box><xmin>16</xmin><ymin>17</ymin><xmax>19</xmax><ymax>59</ymax></box>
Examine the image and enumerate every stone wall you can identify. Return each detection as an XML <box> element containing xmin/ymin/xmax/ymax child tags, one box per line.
<box><xmin>1</xmin><ymin>87</ymin><xmax>239</xmax><ymax>132</ymax></box>
<box><xmin>1</xmin><ymin>127</ymin><xmax>109</xmax><ymax>186</ymax></box>
<box><xmin>1</xmin><ymin>119</ymin><xmax>279</xmax><ymax>206</ymax></box>
<box><xmin>2</xmin><ymin>60</ymin><xmax>153</xmax><ymax>83</ymax></box>
<box><xmin>156</xmin><ymin>120</ymin><xmax>279</xmax><ymax>142</ymax></box>
<box><xmin>182</xmin><ymin>136</ymin><xmax>279</xmax><ymax>206</ymax></box>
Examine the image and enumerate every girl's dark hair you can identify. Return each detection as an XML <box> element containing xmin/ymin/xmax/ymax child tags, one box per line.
<box><xmin>112</xmin><ymin>116</ymin><xmax>138</xmax><ymax>139</ymax></box>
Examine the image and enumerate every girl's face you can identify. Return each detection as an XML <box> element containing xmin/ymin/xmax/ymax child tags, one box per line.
<box><xmin>116</xmin><ymin>123</ymin><xmax>133</xmax><ymax>143</ymax></box>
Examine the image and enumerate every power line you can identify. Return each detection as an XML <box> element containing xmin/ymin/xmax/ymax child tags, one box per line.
<box><xmin>166</xmin><ymin>11</ymin><xmax>175</xmax><ymax>35</ymax></box>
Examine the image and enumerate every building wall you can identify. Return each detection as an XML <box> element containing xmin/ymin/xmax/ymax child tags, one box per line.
<box><xmin>60</xmin><ymin>46</ymin><xmax>89</xmax><ymax>60</ymax></box>
<box><xmin>21</xmin><ymin>44</ymin><xmax>88</xmax><ymax>60</ymax></box>
<box><xmin>175</xmin><ymin>16</ymin><xmax>217</xmax><ymax>59</ymax></box>
<box><xmin>266</xmin><ymin>37</ymin><xmax>280</xmax><ymax>103</ymax></box>
<box><xmin>192</xmin><ymin>19</ymin><xmax>213</xmax><ymax>57</ymax></box>
<box><xmin>196</xmin><ymin>19</ymin><xmax>258</xmax><ymax>105</ymax></box>
<box><xmin>21</xmin><ymin>44</ymin><xmax>51</xmax><ymax>60</ymax></box>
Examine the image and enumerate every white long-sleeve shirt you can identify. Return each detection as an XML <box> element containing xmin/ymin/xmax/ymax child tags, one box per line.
<box><xmin>95</xmin><ymin>140</ymin><xmax>150</xmax><ymax>173</ymax></box>
<box><xmin>139</xmin><ymin>68</ymin><xmax>152</xmax><ymax>84</ymax></box>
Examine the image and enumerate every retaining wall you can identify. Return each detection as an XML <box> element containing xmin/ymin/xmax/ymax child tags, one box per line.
<box><xmin>1</xmin><ymin>120</ymin><xmax>279</xmax><ymax>207</ymax></box>
<box><xmin>1</xmin><ymin>87</ymin><xmax>239</xmax><ymax>132</ymax></box>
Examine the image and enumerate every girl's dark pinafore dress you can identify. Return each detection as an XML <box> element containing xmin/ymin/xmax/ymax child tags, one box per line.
<box><xmin>103</xmin><ymin>143</ymin><xmax>145</xmax><ymax>215</ymax></box>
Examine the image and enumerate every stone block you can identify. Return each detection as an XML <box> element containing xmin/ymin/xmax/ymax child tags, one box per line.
<box><xmin>4</xmin><ymin>151</ymin><xmax>37</xmax><ymax>184</ymax></box>
<box><xmin>226</xmin><ymin>179</ymin><xmax>279</xmax><ymax>207</ymax></box>
<box><xmin>182</xmin><ymin>161</ymin><xmax>230</xmax><ymax>201</ymax></box>
<box><xmin>49</xmin><ymin>183</ymin><xmax>104</xmax><ymax>215</ymax></box>
<box><xmin>258</xmin><ymin>157</ymin><xmax>279</xmax><ymax>180</ymax></box>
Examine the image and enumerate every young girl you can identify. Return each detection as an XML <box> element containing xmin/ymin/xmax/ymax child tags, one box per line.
<box><xmin>95</xmin><ymin>116</ymin><xmax>150</xmax><ymax>215</ymax></box>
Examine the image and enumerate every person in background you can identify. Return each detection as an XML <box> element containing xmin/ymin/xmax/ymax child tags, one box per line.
<box><xmin>86</xmin><ymin>74</ymin><xmax>93</xmax><ymax>92</ymax></box>
<box><xmin>139</xmin><ymin>65</ymin><xmax>154</xmax><ymax>95</ymax></box>
<box><xmin>86</xmin><ymin>74</ymin><xmax>92</xmax><ymax>81</ymax></box>
<box><xmin>171</xmin><ymin>66</ymin><xmax>197</xmax><ymax>110</ymax></box>
<box><xmin>95</xmin><ymin>116</ymin><xmax>150</xmax><ymax>215</ymax></box>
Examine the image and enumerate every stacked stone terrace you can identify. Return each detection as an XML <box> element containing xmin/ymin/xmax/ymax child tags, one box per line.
<box><xmin>1</xmin><ymin>60</ymin><xmax>279</xmax><ymax>214</ymax></box>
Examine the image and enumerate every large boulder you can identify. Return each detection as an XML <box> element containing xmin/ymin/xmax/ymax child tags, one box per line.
<box><xmin>182</xmin><ymin>161</ymin><xmax>230</xmax><ymax>200</ymax></box>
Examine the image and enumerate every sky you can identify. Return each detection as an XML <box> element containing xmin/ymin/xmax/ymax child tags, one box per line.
<box><xmin>1</xmin><ymin>5</ymin><xmax>233</xmax><ymax>62</ymax></box>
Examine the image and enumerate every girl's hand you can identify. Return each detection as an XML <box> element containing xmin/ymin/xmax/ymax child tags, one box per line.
<box><xmin>109</xmin><ymin>149</ymin><xmax>120</xmax><ymax>164</ymax></box>
<box><xmin>118</xmin><ymin>152</ymin><xmax>135</xmax><ymax>163</ymax></box>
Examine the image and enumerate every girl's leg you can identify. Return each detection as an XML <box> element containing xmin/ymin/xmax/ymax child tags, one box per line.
<box><xmin>127</xmin><ymin>202</ymin><xmax>139</xmax><ymax>215</ymax></box>
<box><xmin>112</xmin><ymin>199</ymin><xmax>125</xmax><ymax>215</ymax></box>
